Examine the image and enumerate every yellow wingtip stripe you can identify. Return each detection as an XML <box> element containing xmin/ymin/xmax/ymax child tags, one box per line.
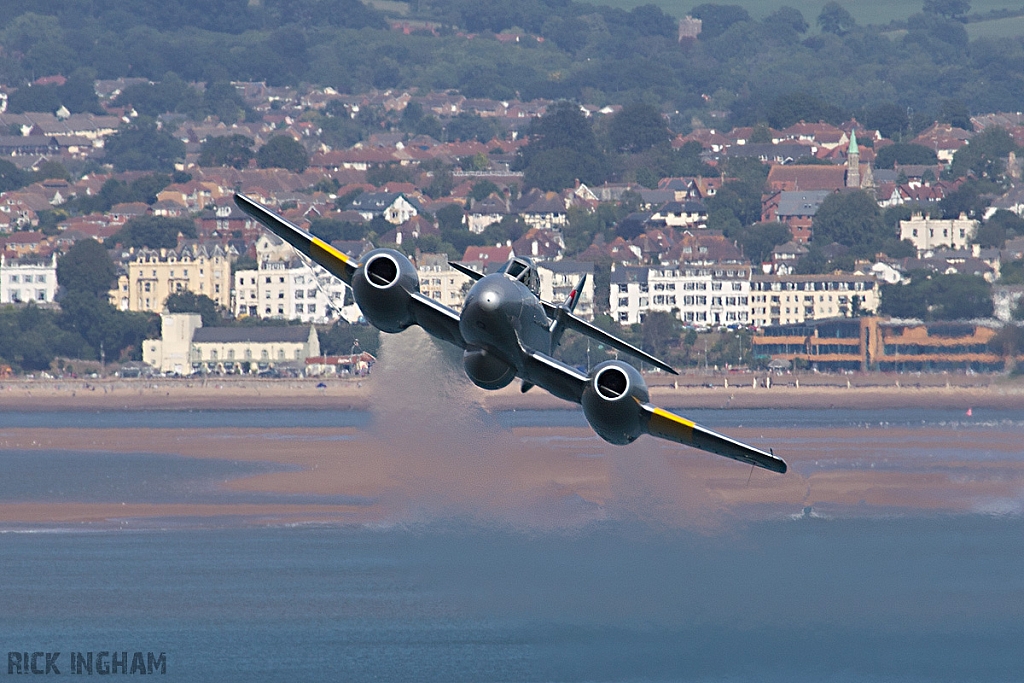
<box><xmin>651</xmin><ymin>406</ymin><xmax>695</xmax><ymax>429</ymax></box>
<box><xmin>311</xmin><ymin>237</ymin><xmax>352</xmax><ymax>265</ymax></box>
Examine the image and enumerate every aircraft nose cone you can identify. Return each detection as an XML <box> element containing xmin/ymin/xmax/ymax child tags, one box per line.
<box><xmin>479</xmin><ymin>288</ymin><xmax>501</xmax><ymax>311</ymax></box>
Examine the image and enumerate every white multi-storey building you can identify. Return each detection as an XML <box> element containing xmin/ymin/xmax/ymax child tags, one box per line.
<box><xmin>416</xmin><ymin>253</ymin><xmax>473</xmax><ymax>311</ymax></box>
<box><xmin>538</xmin><ymin>260</ymin><xmax>595</xmax><ymax>320</ymax></box>
<box><xmin>609</xmin><ymin>233</ymin><xmax>751</xmax><ymax>327</ymax></box>
<box><xmin>610</xmin><ymin>264</ymin><xmax>751</xmax><ymax>327</ymax></box>
<box><xmin>233</xmin><ymin>259</ymin><xmax>351</xmax><ymax>324</ymax></box>
<box><xmin>1</xmin><ymin>253</ymin><xmax>57</xmax><ymax>305</ymax></box>
<box><xmin>899</xmin><ymin>213</ymin><xmax>977</xmax><ymax>254</ymax></box>
<box><xmin>749</xmin><ymin>273</ymin><xmax>881</xmax><ymax>327</ymax></box>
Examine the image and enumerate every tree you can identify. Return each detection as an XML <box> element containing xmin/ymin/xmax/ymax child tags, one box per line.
<box><xmin>0</xmin><ymin>159</ymin><xmax>32</xmax><ymax>193</ymax></box>
<box><xmin>470</xmin><ymin>180</ymin><xmax>501</xmax><ymax>203</ymax></box>
<box><xmin>923</xmin><ymin>0</ymin><xmax>971</xmax><ymax>19</ymax></box>
<box><xmin>198</xmin><ymin>134</ymin><xmax>255</xmax><ymax>169</ymax></box>
<box><xmin>987</xmin><ymin>323</ymin><xmax>1024</xmax><ymax>371</ymax></box>
<box><xmin>764</xmin><ymin>6</ymin><xmax>808</xmax><ymax>34</ymax></box>
<box><xmin>863</xmin><ymin>104</ymin><xmax>910</xmax><ymax>140</ymax></box>
<box><xmin>880</xmin><ymin>272</ymin><xmax>992</xmax><ymax>320</ymax></box>
<box><xmin>817</xmin><ymin>2</ymin><xmax>855</xmax><ymax>35</ymax></box>
<box><xmin>256</xmin><ymin>135</ymin><xmax>309</xmax><ymax>173</ymax></box>
<box><xmin>947</xmin><ymin>127</ymin><xmax>1018</xmax><ymax>183</ymax></box>
<box><xmin>734</xmin><ymin>222</ymin><xmax>793</xmax><ymax>264</ymax></box>
<box><xmin>103</xmin><ymin>118</ymin><xmax>185</xmax><ymax>172</ymax></box>
<box><xmin>939</xmin><ymin>180</ymin><xmax>990</xmax><ymax>220</ymax></box>
<box><xmin>57</xmin><ymin>239</ymin><xmax>117</xmax><ymax>299</ymax></box>
<box><xmin>766</xmin><ymin>92</ymin><xmax>845</xmax><ymax>129</ymax></box>
<box><xmin>874</xmin><ymin>143</ymin><xmax>938</xmax><ymax>169</ymax></box>
<box><xmin>165</xmin><ymin>291</ymin><xmax>222</xmax><ymax>327</ymax></box>
<box><xmin>319</xmin><ymin>321</ymin><xmax>380</xmax><ymax>357</ymax></box>
<box><xmin>811</xmin><ymin>190</ymin><xmax>889</xmax><ymax>256</ymax></box>
<box><xmin>115</xmin><ymin>216</ymin><xmax>197</xmax><ymax>250</ymax></box>
<box><xmin>689</xmin><ymin>4</ymin><xmax>751</xmax><ymax>41</ymax></box>
<box><xmin>608</xmin><ymin>102</ymin><xmax>670</xmax><ymax>153</ymax></box>
<box><xmin>978</xmin><ymin>209</ymin><xmax>1024</xmax><ymax>248</ymax></box>
<box><xmin>515</xmin><ymin>101</ymin><xmax>606</xmax><ymax>191</ymax></box>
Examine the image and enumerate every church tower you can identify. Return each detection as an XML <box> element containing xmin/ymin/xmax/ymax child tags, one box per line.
<box><xmin>846</xmin><ymin>129</ymin><xmax>860</xmax><ymax>188</ymax></box>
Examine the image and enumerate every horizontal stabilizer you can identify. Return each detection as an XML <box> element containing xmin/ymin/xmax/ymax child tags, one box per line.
<box><xmin>640</xmin><ymin>403</ymin><xmax>787</xmax><ymax>473</ymax></box>
<box><xmin>234</xmin><ymin>193</ymin><xmax>357</xmax><ymax>285</ymax></box>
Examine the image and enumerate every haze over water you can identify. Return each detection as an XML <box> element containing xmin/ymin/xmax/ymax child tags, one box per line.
<box><xmin>0</xmin><ymin>332</ymin><xmax>1022</xmax><ymax>680</ymax></box>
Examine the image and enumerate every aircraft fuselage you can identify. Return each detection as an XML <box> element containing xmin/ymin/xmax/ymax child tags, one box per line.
<box><xmin>460</xmin><ymin>272</ymin><xmax>550</xmax><ymax>375</ymax></box>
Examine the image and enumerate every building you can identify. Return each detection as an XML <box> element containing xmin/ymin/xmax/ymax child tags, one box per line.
<box><xmin>142</xmin><ymin>312</ymin><xmax>321</xmax><ymax>375</ymax></box>
<box><xmin>234</xmin><ymin>260</ymin><xmax>349</xmax><ymax>323</ymax></box>
<box><xmin>899</xmin><ymin>213</ymin><xmax>977</xmax><ymax>254</ymax></box>
<box><xmin>191</xmin><ymin>325</ymin><xmax>320</xmax><ymax>374</ymax></box>
<box><xmin>142</xmin><ymin>313</ymin><xmax>203</xmax><ymax>375</ymax></box>
<box><xmin>112</xmin><ymin>243</ymin><xmax>235</xmax><ymax>313</ymax></box>
<box><xmin>348</xmin><ymin>192</ymin><xmax>423</xmax><ymax>225</ymax></box>
<box><xmin>750</xmin><ymin>273</ymin><xmax>881</xmax><ymax>328</ymax></box>
<box><xmin>233</xmin><ymin>232</ymin><xmax>353</xmax><ymax>323</ymax></box>
<box><xmin>0</xmin><ymin>253</ymin><xmax>57</xmax><ymax>305</ymax></box>
<box><xmin>752</xmin><ymin>317</ymin><xmax>1002</xmax><ymax>372</ymax></box>
<box><xmin>610</xmin><ymin>263</ymin><xmax>751</xmax><ymax>327</ymax></box>
<box><xmin>537</xmin><ymin>260</ymin><xmax>595</xmax><ymax>320</ymax></box>
<box><xmin>763</xmin><ymin>190</ymin><xmax>830</xmax><ymax>243</ymax></box>
<box><xmin>416</xmin><ymin>253</ymin><xmax>473</xmax><ymax>311</ymax></box>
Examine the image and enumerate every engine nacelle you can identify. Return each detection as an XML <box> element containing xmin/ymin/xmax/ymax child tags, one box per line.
<box><xmin>351</xmin><ymin>248</ymin><xmax>419</xmax><ymax>333</ymax></box>
<box><xmin>581</xmin><ymin>360</ymin><xmax>650</xmax><ymax>445</ymax></box>
<box><xmin>463</xmin><ymin>347</ymin><xmax>516</xmax><ymax>390</ymax></box>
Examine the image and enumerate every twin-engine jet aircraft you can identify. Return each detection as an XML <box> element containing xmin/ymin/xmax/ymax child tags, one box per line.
<box><xmin>234</xmin><ymin>193</ymin><xmax>786</xmax><ymax>473</ymax></box>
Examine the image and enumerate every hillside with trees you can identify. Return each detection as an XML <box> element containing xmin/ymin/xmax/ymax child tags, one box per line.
<box><xmin>0</xmin><ymin>1</ymin><xmax>1022</xmax><ymax>132</ymax></box>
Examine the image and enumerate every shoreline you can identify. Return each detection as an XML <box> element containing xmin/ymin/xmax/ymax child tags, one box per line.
<box><xmin>0</xmin><ymin>374</ymin><xmax>1021</xmax><ymax>411</ymax></box>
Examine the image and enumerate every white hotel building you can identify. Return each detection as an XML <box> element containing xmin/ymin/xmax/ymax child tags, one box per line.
<box><xmin>1</xmin><ymin>253</ymin><xmax>58</xmax><ymax>305</ymax></box>
<box><xmin>610</xmin><ymin>263</ymin><xmax>751</xmax><ymax>327</ymax></box>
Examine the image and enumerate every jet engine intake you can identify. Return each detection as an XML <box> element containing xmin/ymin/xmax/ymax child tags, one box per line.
<box><xmin>463</xmin><ymin>347</ymin><xmax>516</xmax><ymax>390</ymax></box>
<box><xmin>581</xmin><ymin>360</ymin><xmax>650</xmax><ymax>445</ymax></box>
<box><xmin>351</xmin><ymin>249</ymin><xmax>419</xmax><ymax>333</ymax></box>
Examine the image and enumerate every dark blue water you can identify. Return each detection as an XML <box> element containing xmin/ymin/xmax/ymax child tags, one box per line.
<box><xmin>0</xmin><ymin>520</ymin><xmax>1021</xmax><ymax>682</ymax></box>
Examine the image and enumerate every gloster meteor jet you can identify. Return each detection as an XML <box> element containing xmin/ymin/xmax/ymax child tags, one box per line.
<box><xmin>234</xmin><ymin>193</ymin><xmax>786</xmax><ymax>473</ymax></box>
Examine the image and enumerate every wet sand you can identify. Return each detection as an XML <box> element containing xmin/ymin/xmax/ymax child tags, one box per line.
<box><xmin>1</xmin><ymin>374</ymin><xmax>1023</xmax><ymax>411</ymax></box>
<box><xmin>0</xmin><ymin>418</ymin><xmax>1021</xmax><ymax>527</ymax></box>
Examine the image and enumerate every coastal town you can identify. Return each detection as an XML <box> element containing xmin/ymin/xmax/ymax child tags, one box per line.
<box><xmin>1</xmin><ymin>10</ymin><xmax>1024</xmax><ymax>378</ymax></box>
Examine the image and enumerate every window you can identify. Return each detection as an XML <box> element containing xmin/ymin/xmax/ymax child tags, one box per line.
<box><xmin>732</xmin><ymin>282</ymin><xmax>742</xmax><ymax>291</ymax></box>
<box><xmin>9</xmin><ymin>275</ymin><xmax>17</xmax><ymax>283</ymax></box>
<box><xmin>295</xmin><ymin>290</ymin><xmax>304</xmax><ymax>299</ymax></box>
<box><xmin>618</xmin><ymin>297</ymin><xmax>628</xmax><ymax>307</ymax></box>
<box><xmin>245</xmin><ymin>349</ymin><xmax>252</xmax><ymax>359</ymax></box>
<box><xmin>308</xmin><ymin>304</ymin><xmax>315</xmax><ymax>313</ymax></box>
<box><xmin>144</xmin><ymin>282</ymin><xmax>151</xmax><ymax>292</ymax></box>
<box><xmin>308</xmin><ymin>289</ymin><xmax>317</xmax><ymax>298</ymax></box>
<box><xmin>296</xmin><ymin>304</ymin><xmax>304</xmax><ymax>313</ymax></box>
<box><xmin>261</xmin><ymin>350</ymin><xmax>269</xmax><ymax>360</ymax></box>
<box><xmin>618</xmin><ymin>312</ymin><xmax>628</xmax><ymax>322</ymax></box>
<box><xmin>36</xmin><ymin>275</ymin><xmax>45</xmax><ymax>283</ymax></box>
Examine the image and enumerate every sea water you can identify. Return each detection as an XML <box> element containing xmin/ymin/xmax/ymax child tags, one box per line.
<box><xmin>0</xmin><ymin>408</ymin><xmax>1021</xmax><ymax>682</ymax></box>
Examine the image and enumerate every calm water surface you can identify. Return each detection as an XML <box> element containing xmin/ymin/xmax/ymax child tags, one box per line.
<box><xmin>0</xmin><ymin>408</ymin><xmax>1020</xmax><ymax>682</ymax></box>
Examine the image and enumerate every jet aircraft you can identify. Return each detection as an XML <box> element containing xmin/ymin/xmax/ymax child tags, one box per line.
<box><xmin>234</xmin><ymin>193</ymin><xmax>786</xmax><ymax>473</ymax></box>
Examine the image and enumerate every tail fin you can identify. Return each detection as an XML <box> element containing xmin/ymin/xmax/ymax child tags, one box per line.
<box><xmin>549</xmin><ymin>274</ymin><xmax>587</xmax><ymax>349</ymax></box>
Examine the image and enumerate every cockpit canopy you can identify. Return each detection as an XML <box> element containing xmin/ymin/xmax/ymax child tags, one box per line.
<box><xmin>500</xmin><ymin>257</ymin><xmax>540</xmax><ymax>296</ymax></box>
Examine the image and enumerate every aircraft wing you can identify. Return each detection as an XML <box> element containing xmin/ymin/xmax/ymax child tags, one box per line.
<box><xmin>540</xmin><ymin>306</ymin><xmax>678</xmax><ymax>375</ymax></box>
<box><xmin>639</xmin><ymin>403</ymin><xmax>787</xmax><ymax>473</ymax></box>
<box><xmin>234</xmin><ymin>193</ymin><xmax>358</xmax><ymax>285</ymax></box>
<box><xmin>521</xmin><ymin>346</ymin><xmax>785</xmax><ymax>472</ymax></box>
<box><xmin>235</xmin><ymin>192</ymin><xmax>468</xmax><ymax>349</ymax></box>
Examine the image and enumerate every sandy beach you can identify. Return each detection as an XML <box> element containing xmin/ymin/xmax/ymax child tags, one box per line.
<box><xmin>0</xmin><ymin>372</ymin><xmax>1021</xmax><ymax>411</ymax></box>
<box><xmin>0</xmin><ymin>370</ymin><xmax>1021</xmax><ymax>527</ymax></box>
